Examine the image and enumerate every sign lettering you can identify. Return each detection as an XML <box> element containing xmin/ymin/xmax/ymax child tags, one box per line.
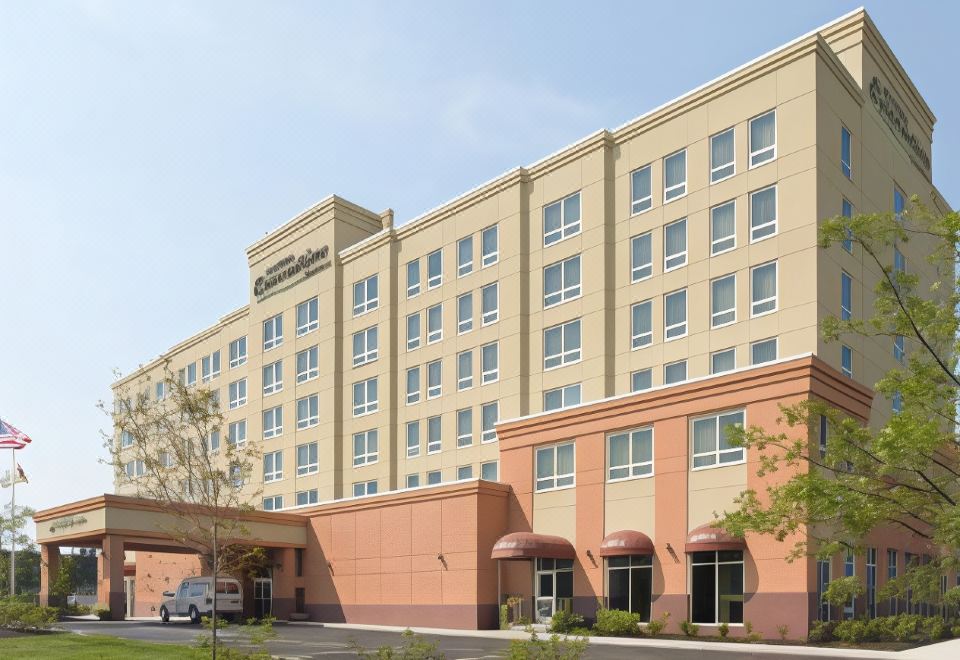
<box><xmin>869</xmin><ymin>76</ymin><xmax>931</xmax><ymax>175</ymax></box>
<box><xmin>254</xmin><ymin>246</ymin><xmax>331</xmax><ymax>301</ymax></box>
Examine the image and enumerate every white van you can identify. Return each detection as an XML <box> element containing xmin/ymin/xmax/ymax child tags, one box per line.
<box><xmin>160</xmin><ymin>576</ymin><xmax>243</xmax><ymax>623</ymax></box>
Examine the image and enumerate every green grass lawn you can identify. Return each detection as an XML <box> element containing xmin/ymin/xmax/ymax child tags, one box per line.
<box><xmin>0</xmin><ymin>632</ymin><xmax>209</xmax><ymax>659</ymax></box>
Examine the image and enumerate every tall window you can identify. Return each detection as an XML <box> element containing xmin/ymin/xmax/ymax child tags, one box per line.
<box><xmin>481</xmin><ymin>225</ymin><xmax>499</xmax><ymax>266</ymax></box>
<box><xmin>894</xmin><ymin>187</ymin><xmax>905</xmax><ymax>221</ymax></box>
<box><xmin>406</xmin><ymin>312</ymin><xmax>421</xmax><ymax>351</ymax></box>
<box><xmin>664</xmin><ymin>218</ymin><xmax>687</xmax><ymax>270</ymax></box>
<box><xmin>866</xmin><ymin>547</ymin><xmax>877</xmax><ymax>618</ymax></box>
<box><xmin>664</xmin><ymin>289</ymin><xmax>687</xmax><ymax>339</ymax></box>
<box><xmin>481</xmin><ymin>282</ymin><xmax>499</xmax><ymax>325</ymax></box>
<box><xmin>710</xmin><ymin>127</ymin><xmax>735</xmax><ymax>182</ymax></box>
<box><xmin>296</xmin><ymin>394</ymin><xmax>319</xmax><ymax>429</ymax></box>
<box><xmin>841</xmin><ymin>271</ymin><xmax>852</xmax><ymax>320</ymax></box>
<box><xmin>296</xmin><ymin>297</ymin><xmax>319</xmax><ymax>336</ymax></box>
<box><xmin>263</xmin><ymin>406</ymin><xmax>283</xmax><ymax>439</ymax></box>
<box><xmin>352</xmin><ymin>326</ymin><xmax>378</xmax><ymax>366</ymax></box>
<box><xmin>750</xmin><ymin>185</ymin><xmax>777</xmax><ymax>241</ymax></box>
<box><xmin>427</xmin><ymin>360</ymin><xmax>442</xmax><ymax>398</ymax></box>
<box><xmin>457</xmin><ymin>292</ymin><xmax>474</xmax><ymax>333</ymax></box>
<box><xmin>353</xmin><ymin>275</ymin><xmax>379</xmax><ymax>316</ymax></box>
<box><xmin>894</xmin><ymin>335</ymin><xmax>905</xmax><ymax>363</ymax></box>
<box><xmin>262</xmin><ymin>360</ymin><xmax>283</xmax><ymax>395</ymax></box>
<box><xmin>607</xmin><ymin>556</ymin><xmax>653</xmax><ymax>621</ymax></box>
<box><xmin>296</xmin><ymin>346</ymin><xmax>319</xmax><ymax>383</ymax></box>
<box><xmin>228</xmin><ymin>378</ymin><xmax>247</xmax><ymax>409</ymax></box>
<box><xmin>544</xmin><ymin>319</ymin><xmax>582</xmax><ymax>369</ymax></box>
<box><xmin>227</xmin><ymin>420</ymin><xmax>246</xmax><ymax>446</ymax></box>
<box><xmin>155</xmin><ymin>381</ymin><xmax>165</xmax><ymax>401</ymax></box>
<box><xmin>186</xmin><ymin>362</ymin><xmax>197</xmax><ymax>386</ymax></box>
<box><xmin>481</xmin><ymin>342</ymin><xmax>499</xmax><ymax>383</ymax></box>
<box><xmin>841</xmin><ymin>126</ymin><xmax>852</xmax><ymax>178</ymax></box>
<box><xmin>427</xmin><ymin>249</ymin><xmax>443</xmax><ymax>288</ymax></box>
<box><xmin>406</xmin><ymin>421</ymin><xmax>420</xmax><ymax>458</ymax></box>
<box><xmin>751</xmin><ymin>338</ymin><xmax>778</xmax><ymax>365</ymax></box>
<box><xmin>406</xmin><ymin>259</ymin><xmax>420</xmax><ymax>297</ymax></box>
<box><xmin>749</xmin><ymin>109</ymin><xmax>776</xmax><ymax>166</ymax></box>
<box><xmin>353</xmin><ymin>430</ymin><xmax>378</xmax><ymax>466</ymax></box>
<box><xmin>427</xmin><ymin>304</ymin><xmax>443</xmax><ymax>343</ymax></box>
<box><xmin>631</xmin><ymin>369</ymin><xmax>652</xmax><ymax>393</ymax></box>
<box><xmin>843</xmin><ymin>551</ymin><xmax>855</xmax><ymax>619</ymax></box>
<box><xmin>692</xmin><ymin>410</ymin><xmax>745</xmax><ymax>468</ymax></box>
<box><xmin>544</xmin><ymin>191</ymin><xmax>582</xmax><ymax>246</ymax></box>
<box><xmin>631</xmin><ymin>233</ymin><xmax>652</xmax><ymax>281</ymax></box>
<box><xmin>536</xmin><ymin>442</ymin><xmax>575</xmax><ymax>491</ymax></box>
<box><xmin>841</xmin><ymin>344</ymin><xmax>853</xmax><ymax>377</ymax></box>
<box><xmin>664</xmin><ymin>149</ymin><xmax>686</xmax><ymax>201</ymax></box>
<box><xmin>711</xmin><ymin>348</ymin><xmax>736</xmax><ymax>375</ymax></box>
<box><xmin>842</xmin><ymin>199</ymin><xmax>854</xmax><ymax>252</ymax></box>
<box><xmin>631</xmin><ymin>300</ymin><xmax>652</xmax><ymax>349</ymax></box>
<box><xmin>427</xmin><ymin>416</ymin><xmax>441</xmax><ymax>453</ymax></box>
<box><xmin>457</xmin><ymin>350</ymin><xmax>473</xmax><ymax>390</ymax></box>
<box><xmin>544</xmin><ymin>254</ymin><xmax>582</xmax><ymax>307</ymax></box>
<box><xmin>457</xmin><ymin>408</ymin><xmax>473</xmax><ymax>447</ymax></box>
<box><xmin>631</xmin><ymin>165</ymin><xmax>652</xmax><ymax>214</ymax></box>
<box><xmin>201</xmin><ymin>351</ymin><xmax>220</xmax><ymax>383</ymax></box>
<box><xmin>229</xmin><ymin>336</ymin><xmax>247</xmax><ymax>368</ymax></box>
<box><xmin>691</xmin><ymin>551</ymin><xmax>744</xmax><ymax>624</ymax></box>
<box><xmin>297</xmin><ymin>442</ymin><xmax>318</xmax><ymax>476</ymax></box>
<box><xmin>664</xmin><ymin>360</ymin><xmax>686</xmax><ymax>384</ymax></box>
<box><xmin>121</xmin><ymin>430</ymin><xmax>134</xmax><ymax>448</ymax></box>
<box><xmin>887</xmin><ymin>550</ymin><xmax>899</xmax><ymax>615</ymax></box>
<box><xmin>544</xmin><ymin>383</ymin><xmax>581</xmax><ymax>411</ymax></box>
<box><xmin>751</xmin><ymin>261</ymin><xmax>777</xmax><ymax>316</ymax></box>
<box><xmin>817</xmin><ymin>559</ymin><xmax>832</xmax><ymax>621</ymax></box>
<box><xmin>711</xmin><ymin>274</ymin><xmax>736</xmax><ymax>327</ymax></box>
<box><xmin>263</xmin><ymin>451</ymin><xmax>283</xmax><ymax>482</ymax></box>
<box><xmin>457</xmin><ymin>235</ymin><xmax>473</xmax><ymax>277</ymax></box>
<box><xmin>608</xmin><ymin>427</ymin><xmax>653</xmax><ymax>480</ymax></box>
<box><xmin>263</xmin><ymin>314</ymin><xmax>283</xmax><ymax>351</ymax></box>
<box><xmin>481</xmin><ymin>402</ymin><xmax>499</xmax><ymax>442</ymax></box>
<box><xmin>353</xmin><ymin>377</ymin><xmax>378</xmax><ymax>416</ymax></box>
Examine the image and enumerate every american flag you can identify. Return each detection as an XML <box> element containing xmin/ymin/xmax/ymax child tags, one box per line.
<box><xmin>0</xmin><ymin>419</ymin><xmax>31</xmax><ymax>449</ymax></box>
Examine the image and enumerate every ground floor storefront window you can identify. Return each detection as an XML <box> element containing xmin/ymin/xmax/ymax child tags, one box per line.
<box><xmin>535</xmin><ymin>558</ymin><xmax>573</xmax><ymax>622</ymax></box>
<box><xmin>606</xmin><ymin>555</ymin><xmax>652</xmax><ymax>621</ymax></box>
<box><xmin>691</xmin><ymin>550</ymin><xmax>743</xmax><ymax>624</ymax></box>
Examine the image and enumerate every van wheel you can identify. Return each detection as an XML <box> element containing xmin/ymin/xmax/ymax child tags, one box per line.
<box><xmin>160</xmin><ymin>606</ymin><xmax>169</xmax><ymax>623</ymax></box>
<box><xmin>189</xmin><ymin>605</ymin><xmax>200</xmax><ymax>624</ymax></box>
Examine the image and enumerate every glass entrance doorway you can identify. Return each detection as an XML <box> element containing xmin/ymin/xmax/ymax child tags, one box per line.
<box><xmin>253</xmin><ymin>578</ymin><xmax>273</xmax><ymax>619</ymax></box>
<box><xmin>535</xmin><ymin>558</ymin><xmax>573</xmax><ymax>623</ymax></box>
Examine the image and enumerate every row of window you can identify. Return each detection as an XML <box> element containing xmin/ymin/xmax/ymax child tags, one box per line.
<box><xmin>406</xmin><ymin>225</ymin><xmax>500</xmax><ymax>301</ymax></box>
<box><xmin>406</xmin><ymin>282</ymin><xmax>499</xmax><ymax>352</ymax></box>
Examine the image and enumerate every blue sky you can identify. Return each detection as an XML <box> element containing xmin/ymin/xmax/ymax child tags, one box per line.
<box><xmin>1</xmin><ymin>1</ymin><xmax>956</xmax><ymax>521</ymax></box>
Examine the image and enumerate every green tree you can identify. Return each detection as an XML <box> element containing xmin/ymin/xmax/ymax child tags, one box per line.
<box><xmin>0</xmin><ymin>503</ymin><xmax>38</xmax><ymax>596</ymax></box>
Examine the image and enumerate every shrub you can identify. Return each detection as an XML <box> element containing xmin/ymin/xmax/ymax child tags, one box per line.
<box><xmin>352</xmin><ymin>628</ymin><xmax>444</xmax><ymax>659</ymax></box>
<box><xmin>642</xmin><ymin>612</ymin><xmax>670</xmax><ymax>637</ymax></box>
<box><xmin>920</xmin><ymin>616</ymin><xmax>948</xmax><ymax>641</ymax></box>
<box><xmin>808</xmin><ymin>619</ymin><xmax>836</xmax><ymax>643</ymax></box>
<box><xmin>679</xmin><ymin>620</ymin><xmax>699</xmax><ymax>637</ymax></box>
<box><xmin>776</xmin><ymin>623</ymin><xmax>789</xmax><ymax>640</ymax></box>
<box><xmin>549</xmin><ymin>610</ymin><xmax>585</xmax><ymax>634</ymax></box>
<box><xmin>834</xmin><ymin>619</ymin><xmax>868</xmax><ymax>644</ymax></box>
<box><xmin>500</xmin><ymin>605</ymin><xmax>510</xmax><ymax>631</ymax></box>
<box><xmin>717</xmin><ymin>622</ymin><xmax>729</xmax><ymax>638</ymax></box>
<box><xmin>593</xmin><ymin>608</ymin><xmax>640</xmax><ymax>637</ymax></box>
<box><xmin>508</xmin><ymin>632</ymin><xmax>588</xmax><ymax>660</ymax></box>
<box><xmin>94</xmin><ymin>607</ymin><xmax>111</xmax><ymax>621</ymax></box>
<box><xmin>0</xmin><ymin>598</ymin><xmax>59</xmax><ymax>631</ymax></box>
<box><xmin>744</xmin><ymin>621</ymin><xmax>762</xmax><ymax>642</ymax></box>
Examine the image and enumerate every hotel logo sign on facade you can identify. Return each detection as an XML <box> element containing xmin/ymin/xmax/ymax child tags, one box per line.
<box><xmin>254</xmin><ymin>246</ymin><xmax>331</xmax><ymax>301</ymax></box>
<box><xmin>869</xmin><ymin>75</ymin><xmax>931</xmax><ymax>177</ymax></box>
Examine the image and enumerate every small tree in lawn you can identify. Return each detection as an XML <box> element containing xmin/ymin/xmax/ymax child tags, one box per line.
<box><xmin>0</xmin><ymin>503</ymin><xmax>37</xmax><ymax>596</ymax></box>
<box><xmin>103</xmin><ymin>361</ymin><xmax>262</xmax><ymax>657</ymax></box>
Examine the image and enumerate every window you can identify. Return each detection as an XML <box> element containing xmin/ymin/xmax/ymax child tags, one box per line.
<box><xmin>406</xmin><ymin>366</ymin><xmax>421</xmax><ymax>404</ymax></box>
<box><xmin>866</xmin><ymin>547</ymin><xmax>877</xmax><ymax>618</ymax></box>
<box><xmin>348</xmin><ymin>326</ymin><xmax>378</xmax><ymax>367</ymax></box>
<box><xmin>353</xmin><ymin>480</ymin><xmax>377</xmax><ymax>497</ymax></box>
<box><xmin>841</xmin><ymin>271</ymin><xmax>852</xmax><ymax>320</ymax></box>
<box><xmin>664</xmin><ymin>218</ymin><xmax>687</xmax><ymax>270</ymax></box>
<box><xmin>229</xmin><ymin>336</ymin><xmax>247</xmax><ymax>368</ymax></box>
<box><xmin>711</xmin><ymin>201</ymin><xmax>736</xmax><ymax>254</ymax></box>
<box><xmin>405</xmin><ymin>474</ymin><xmax>420</xmax><ymax>489</ymax></box>
<box><xmin>155</xmin><ymin>380</ymin><xmax>165</xmax><ymax>401</ymax></box>
<box><xmin>263</xmin><ymin>406</ymin><xmax>283</xmax><ymax>439</ymax></box>
<box><xmin>664</xmin><ymin>360</ymin><xmax>686</xmax><ymax>384</ymax></box>
<box><xmin>427</xmin><ymin>304</ymin><xmax>443</xmax><ymax>343</ymax></box>
<box><xmin>894</xmin><ymin>335</ymin><xmax>905</xmax><ymax>363</ymax></box>
<box><xmin>544</xmin><ymin>383</ymin><xmax>581</xmax><ymax>411</ymax></box>
<box><xmin>749</xmin><ymin>110</ymin><xmax>776</xmax><ymax>167</ymax></box>
<box><xmin>186</xmin><ymin>362</ymin><xmax>197</xmax><ymax>387</ymax></box>
<box><xmin>535</xmin><ymin>558</ymin><xmax>574</xmax><ymax>622</ymax></box>
<box><xmin>427</xmin><ymin>249</ymin><xmax>443</xmax><ymax>288</ymax></box>
<box><xmin>608</xmin><ymin>427</ymin><xmax>653</xmax><ymax>481</ymax></box>
<box><xmin>406</xmin><ymin>312</ymin><xmax>421</xmax><ymax>351</ymax></box>
<box><xmin>263</xmin><ymin>450</ymin><xmax>283</xmax><ymax>482</ymax></box>
<box><xmin>631</xmin><ymin>300</ymin><xmax>652</xmax><ymax>349</ymax></box>
<box><xmin>711</xmin><ymin>348</ymin><xmax>736</xmax><ymax>374</ymax></box>
<box><xmin>481</xmin><ymin>342</ymin><xmax>499</xmax><ymax>384</ymax></box>
<box><xmin>457</xmin><ymin>465</ymin><xmax>473</xmax><ymax>480</ymax></box>
<box><xmin>353</xmin><ymin>377</ymin><xmax>378</xmax><ymax>416</ymax></box>
<box><xmin>664</xmin><ymin>289</ymin><xmax>687</xmax><ymax>339</ymax></box>
<box><xmin>263</xmin><ymin>360</ymin><xmax>283</xmax><ymax>395</ymax></box>
<box><xmin>887</xmin><ymin>550</ymin><xmax>899</xmax><ymax>615</ymax></box>
<box><xmin>842</xmin><ymin>199</ymin><xmax>854</xmax><ymax>252</ymax></box>
<box><xmin>692</xmin><ymin>410</ymin><xmax>744</xmax><ymax>468</ymax></box>
<box><xmin>631</xmin><ymin>233</ymin><xmax>652</xmax><ymax>281</ymax></box>
<box><xmin>228</xmin><ymin>378</ymin><xmax>247</xmax><ymax>409</ymax></box>
<box><xmin>406</xmin><ymin>259</ymin><xmax>420</xmax><ymax>297</ymax></box>
<box><xmin>125</xmin><ymin>459</ymin><xmax>145</xmax><ymax>478</ymax></box>
<box><xmin>543</xmin><ymin>191</ymin><xmax>581</xmax><ymax>246</ymax></box>
<box><xmin>353</xmin><ymin>430</ymin><xmax>378</xmax><ymax>466</ymax></box>
<box><xmin>481</xmin><ymin>225</ymin><xmax>499</xmax><ymax>267</ymax></box>
<box><xmin>263</xmin><ymin>314</ymin><xmax>283</xmax><ymax>350</ymax></box>
<box><xmin>457</xmin><ymin>351</ymin><xmax>473</xmax><ymax>390</ymax></box>
<box><xmin>841</xmin><ymin>126</ymin><xmax>852</xmax><ymax>178</ymax></box>
<box><xmin>664</xmin><ymin>149</ymin><xmax>686</xmax><ymax>201</ymax></box>
<box><xmin>894</xmin><ymin>187</ymin><xmax>905</xmax><ymax>221</ymax></box>
<box><xmin>406</xmin><ymin>421</ymin><xmax>420</xmax><ymax>458</ymax></box>
<box><xmin>481</xmin><ymin>402</ymin><xmax>499</xmax><ymax>443</ymax></box>
<box><xmin>263</xmin><ymin>495</ymin><xmax>283</xmax><ymax>511</ymax></box>
<box><xmin>481</xmin><ymin>282</ymin><xmax>499</xmax><ymax>325</ymax></box>
<box><xmin>297</xmin><ymin>297</ymin><xmax>319</xmax><ymax>336</ymax></box>
<box><xmin>296</xmin><ymin>395</ymin><xmax>319</xmax><ymax>429</ymax></box>
<box><xmin>121</xmin><ymin>430</ymin><xmax>134</xmax><ymax>448</ymax></box>
<box><xmin>816</xmin><ymin>559</ymin><xmax>831</xmax><ymax>620</ymax></box>
<box><xmin>544</xmin><ymin>255</ymin><xmax>581</xmax><ymax>307</ymax></box>
<box><xmin>631</xmin><ymin>369</ymin><xmax>652</xmax><ymax>393</ymax></box>
<box><xmin>691</xmin><ymin>550</ymin><xmax>744</xmax><ymax>624</ymax></box>
<box><xmin>481</xmin><ymin>460</ymin><xmax>499</xmax><ymax>481</ymax></box>
<box><xmin>607</xmin><ymin>555</ymin><xmax>653</xmax><ymax>621</ymax></box>
<box><xmin>227</xmin><ymin>420</ymin><xmax>246</xmax><ymax>446</ymax></box>
<box><xmin>818</xmin><ymin>414</ymin><xmax>828</xmax><ymax>458</ymax></box>
<box><xmin>894</xmin><ymin>247</ymin><xmax>905</xmax><ymax>274</ymax></box>
<box><xmin>296</xmin><ymin>490</ymin><xmax>318</xmax><ymax>507</ymax></box>
<box><xmin>751</xmin><ymin>261</ymin><xmax>777</xmax><ymax>316</ymax></box>
<box><xmin>711</xmin><ymin>274</ymin><xmax>736</xmax><ymax>327</ymax></box>
<box><xmin>544</xmin><ymin>319</ymin><xmax>581</xmax><ymax>369</ymax></box>
<box><xmin>631</xmin><ymin>165</ymin><xmax>652</xmax><ymax>214</ymax></box>
<box><xmin>296</xmin><ymin>346</ymin><xmax>319</xmax><ymax>383</ymax></box>
<box><xmin>178</xmin><ymin>368</ymin><xmax>185</xmax><ymax>385</ymax></box>
<box><xmin>427</xmin><ymin>360</ymin><xmax>442</xmax><ymax>398</ymax></box>
<box><xmin>711</xmin><ymin>127</ymin><xmax>735</xmax><ymax>182</ymax></box>
<box><xmin>427</xmin><ymin>416</ymin><xmax>441</xmax><ymax>453</ymax></box>
<box><xmin>201</xmin><ymin>351</ymin><xmax>221</xmax><ymax>383</ymax></box>
<box><xmin>353</xmin><ymin>275</ymin><xmax>379</xmax><ymax>316</ymax></box>
<box><xmin>750</xmin><ymin>185</ymin><xmax>777</xmax><ymax>241</ymax></box>
<box><xmin>841</xmin><ymin>344</ymin><xmax>853</xmax><ymax>377</ymax></box>
<box><xmin>297</xmin><ymin>442</ymin><xmax>318</xmax><ymax>476</ymax></box>
<box><xmin>457</xmin><ymin>235</ymin><xmax>473</xmax><ymax>277</ymax></box>
<box><xmin>751</xmin><ymin>338</ymin><xmax>778</xmax><ymax>365</ymax></box>
<box><xmin>892</xmin><ymin>391</ymin><xmax>902</xmax><ymax>414</ymax></box>
<box><xmin>427</xmin><ymin>470</ymin><xmax>441</xmax><ymax>485</ymax></box>
<box><xmin>536</xmin><ymin>442</ymin><xmax>575</xmax><ymax>491</ymax></box>
<box><xmin>844</xmin><ymin>551</ymin><xmax>856</xmax><ymax>619</ymax></box>
<box><xmin>457</xmin><ymin>293</ymin><xmax>473</xmax><ymax>333</ymax></box>
<box><xmin>457</xmin><ymin>408</ymin><xmax>473</xmax><ymax>447</ymax></box>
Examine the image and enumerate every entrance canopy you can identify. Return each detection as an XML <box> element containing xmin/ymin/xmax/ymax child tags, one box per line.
<box><xmin>685</xmin><ymin>524</ymin><xmax>745</xmax><ymax>553</ymax></box>
<box><xmin>491</xmin><ymin>532</ymin><xmax>575</xmax><ymax>560</ymax></box>
<box><xmin>598</xmin><ymin>530</ymin><xmax>654</xmax><ymax>557</ymax></box>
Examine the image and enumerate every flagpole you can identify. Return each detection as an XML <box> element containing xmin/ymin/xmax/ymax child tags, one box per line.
<box><xmin>9</xmin><ymin>447</ymin><xmax>14</xmax><ymax>597</ymax></box>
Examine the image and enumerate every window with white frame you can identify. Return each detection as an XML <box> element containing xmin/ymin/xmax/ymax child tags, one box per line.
<box><xmin>352</xmin><ymin>326</ymin><xmax>378</xmax><ymax>367</ymax></box>
<box><xmin>121</xmin><ymin>430</ymin><xmax>134</xmax><ymax>448</ymax></box>
<box><xmin>229</xmin><ymin>336</ymin><xmax>247</xmax><ymax>368</ymax></box>
<box><xmin>751</xmin><ymin>261</ymin><xmax>777</xmax><ymax>316</ymax></box>
<box><xmin>353</xmin><ymin>377</ymin><xmax>378</xmax><ymax>416</ymax></box>
<box><xmin>664</xmin><ymin>149</ymin><xmax>687</xmax><ymax>201</ymax></box>
<box><xmin>353</xmin><ymin>275</ymin><xmax>379</xmax><ymax>316</ymax></box>
<box><xmin>841</xmin><ymin>126</ymin><xmax>852</xmax><ymax>179</ymax></box>
<box><xmin>406</xmin><ymin>312</ymin><xmax>421</xmax><ymax>351</ymax></box>
<box><xmin>427</xmin><ymin>249</ymin><xmax>443</xmax><ymax>288</ymax></box>
<box><xmin>457</xmin><ymin>235</ymin><xmax>473</xmax><ymax>277</ymax></box>
<box><xmin>457</xmin><ymin>350</ymin><xmax>473</xmax><ymax>390</ymax></box>
<box><xmin>841</xmin><ymin>344</ymin><xmax>853</xmax><ymax>377</ymax></box>
<box><xmin>262</xmin><ymin>360</ymin><xmax>283</xmax><ymax>395</ymax></box>
<box><xmin>631</xmin><ymin>369</ymin><xmax>652</xmax><ymax>392</ymax></box>
<box><xmin>481</xmin><ymin>342</ymin><xmax>499</xmax><ymax>384</ymax></box>
<box><xmin>427</xmin><ymin>304</ymin><xmax>443</xmax><ymax>343</ymax></box>
<box><xmin>186</xmin><ymin>362</ymin><xmax>197</xmax><ymax>386</ymax></box>
<box><xmin>481</xmin><ymin>282</ymin><xmax>499</xmax><ymax>325</ymax></box>
<box><xmin>407</xmin><ymin>259</ymin><xmax>420</xmax><ymax>297</ymax></box>
<box><xmin>263</xmin><ymin>450</ymin><xmax>283</xmax><ymax>482</ymax></box>
<box><xmin>711</xmin><ymin>274</ymin><xmax>736</xmax><ymax>327</ymax></box>
<box><xmin>263</xmin><ymin>495</ymin><xmax>283</xmax><ymax>511</ymax></box>
<box><xmin>481</xmin><ymin>225</ymin><xmax>499</xmax><ymax>266</ymax></box>
<box><xmin>201</xmin><ymin>351</ymin><xmax>221</xmax><ymax>383</ymax></box>
<box><xmin>427</xmin><ymin>470</ymin><xmax>441</xmax><ymax>485</ymax></box>
<box><xmin>353</xmin><ymin>480</ymin><xmax>377</xmax><ymax>497</ymax></box>
<box><xmin>263</xmin><ymin>405</ymin><xmax>283</xmax><ymax>439</ymax></box>
<box><xmin>297</xmin><ymin>297</ymin><xmax>319</xmax><ymax>336</ymax></box>
<box><xmin>353</xmin><ymin>429</ymin><xmax>378</xmax><ymax>466</ymax></box>
<box><xmin>427</xmin><ymin>416</ymin><xmax>441</xmax><ymax>453</ymax></box>
<box><xmin>536</xmin><ymin>442</ymin><xmax>575</xmax><ymax>491</ymax></box>
<box><xmin>544</xmin><ymin>254</ymin><xmax>581</xmax><ymax>307</ymax></box>
<box><xmin>456</xmin><ymin>465</ymin><xmax>473</xmax><ymax>480</ymax></box>
<box><xmin>543</xmin><ymin>191</ymin><xmax>582</xmax><ymax>246</ymax></box>
<box><xmin>296</xmin><ymin>394</ymin><xmax>319</xmax><ymax>429</ymax></box>
<box><xmin>608</xmin><ymin>427</ymin><xmax>653</xmax><ymax>480</ymax></box>
<box><xmin>481</xmin><ymin>460</ymin><xmax>499</xmax><ymax>481</ymax></box>
<box><xmin>544</xmin><ymin>383</ymin><xmax>581</xmax><ymax>411</ymax></box>
<box><xmin>750</xmin><ymin>185</ymin><xmax>777</xmax><ymax>241</ymax></box>
<box><xmin>692</xmin><ymin>409</ymin><xmax>745</xmax><ymax>468</ymax></box>
<box><xmin>631</xmin><ymin>165</ymin><xmax>652</xmax><ymax>214</ymax></box>
<box><xmin>751</xmin><ymin>337</ymin><xmax>778</xmax><ymax>365</ymax></box>
<box><xmin>457</xmin><ymin>408</ymin><xmax>473</xmax><ymax>447</ymax></box>
<box><xmin>406</xmin><ymin>366</ymin><xmax>421</xmax><ymax>404</ymax></box>
<box><xmin>631</xmin><ymin>233</ymin><xmax>652</xmax><ymax>281</ymax></box>
<box><xmin>894</xmin><ymin>335</ymin><xmax>905</xmax><ymax>363</ymax></box>
<box><xmin>155</xmin><ymin>380</ymin><xmax>165</xmax><ymax>401</ymax></box>
<box><xmin>711</xmin><ymin>200</ymin><xmax>736</xmax><ymax>254</ymax></box>
<box><xmin>406</xmin><ymin>421</ymin><xmax>420</xmax><ymax>458</ymax></box>
<box><xmin>481</xmin><ymin>401</ymin><xmax>499</xmax><ymax>443</ymax></box>
<box><xmin>631</xmin><ymin>300</ymin><xmax>652</xmax><ymax>349</ymax></box>
<box><xmin>892</xmin><ymin>391</ymin><xmax>902</xmax><ymax>414</ymax></box>
<box><xmin>125</xmin><ymin>459</ymin><xmax>145</xmax><ymax>479</ymax></box>
<box><xmin>711</xmin><ymin>348</ymin><xmax>736</xmax><ymax>375</ymax></box>
<box><xmin>749</xmin><ymin>109</ymin><xmax>776</xmax><ymax>166</ymax></box>
<box><xmin>297</xmin><ymin>442</ymin><xmax>318</xmax><ymax>476</ymax></box>
<box><xmin>457</xmin><ymin>292</ymin><xmax>473</xmax><ymax>333</ymax></box>
<box><xmin>296</xmin><ymin>490</ymin><xmax>318</xmax><ymax>506</ymax></box>
<box><xmin>664</xmin><ymin>360</ymin><xmax>686</xmax><ymax>384</ymax></box>
<box><xmin>691</xmin><ymin>550</ymin><xmax>744</xmax><ymax>624</ymax></box>
<box><xmin>841</xmin><ymin>271</ymin><xmax>852</xmax><ymax>320</ymax></box>
<box><xmin>427</xmin><ymin>360</ymin><xmax>442</xmax><ymax>398</ymax></box>
<box><xmin>664</xmin><ymin>289</ymin><xmax>687</xmax><ymax>339</ymax></box>
<box><xmin>405</xmin><ymin>474</ymin><xmax>420</xmax><ymax>489</ymax></box>
<box><xmin>544</xmin><ymin>319</ymin><xmax>581</xmax><ymax>369</ymax></box>
<box><xmin>710</xmin><ymin>127</ymin><xmax>735</xmax><ymax>182</ymax></box>
<box><xmin>296</xmin><ymin>346</ymin><xmax>319</xmax><ymax>383</ymax></box>
<box><xmin>263</xmin><ymin>314</ymin><xmax>283</xmax><ymax>351</ymax></box>
<box><xmin>228</xmin><ymin>378</ymin><xmax>247</xmax><ymax>409</ymax></box>
<box><xmin>842</xmin><ymin>198</ymin><xmax>854</xmax><ymax>252</ymax></box>
<box><xmin>228</xmin><ymin>420</ymin><xmax>246</xmax><ymax>446</ymax></box>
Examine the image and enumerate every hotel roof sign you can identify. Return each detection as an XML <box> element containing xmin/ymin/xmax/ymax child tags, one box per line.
<box><xmin>253</xmin><ymin>246</ymin><xmax>331</xmax><ymax>301</ymax></box>
<box><xmin>869</xmin><ymin>75</ymin><xmax>931</xmax><ymax>177</ymax></box>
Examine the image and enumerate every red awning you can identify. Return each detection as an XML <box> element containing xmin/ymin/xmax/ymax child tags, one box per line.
<box><xmin>598</xmin><ymin>530</ymin><xmax>655</xmax><ymax>557</ymax></box>
<box><xmin>491</xmin><ymin>532</ymin><xmax>576</xmax><ymax>560</ymax></box>
<box><xmin>685</xmin><ymin>524</ymin><xmax>745</xmax><ymax>553</ymax></box>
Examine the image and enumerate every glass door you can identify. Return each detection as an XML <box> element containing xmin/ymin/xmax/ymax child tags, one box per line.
<box><xmin>535</xmin><ymin>558</ymin><xmax>573</xmax><ymax>624</ymax></box>
<box><xmin>253</xmin><ymin>578</ymin><xmax>273</xmax><ymax>619</ymax></box>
